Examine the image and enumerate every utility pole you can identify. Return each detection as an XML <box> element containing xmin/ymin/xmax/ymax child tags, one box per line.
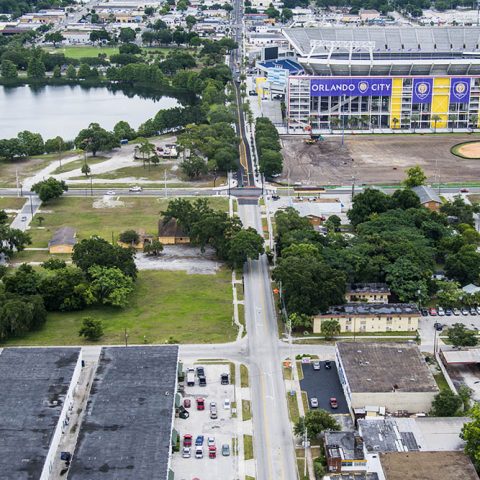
<box><xmin>164</xmin><ymin>169</ymin><xmax>167</xmax><ymax>198</ymax></box>
<box><xmin>124</xmin><ymin>328</ymin><xmax>128</xmax><ymax>347</ymax></box>
<box><xmin>304</xmin><ymin>425</ymin><xmax>308</xmax><ymax>478</ymax></box>
<box><xmin>351</xmin><ymin>175</ymin><xmax>356</xmax><ymax>200</ymax></box>
<box><xmin>29</xmin><ymin>195</ymin><xmax>34</xmax><ymax>217</ymax></box>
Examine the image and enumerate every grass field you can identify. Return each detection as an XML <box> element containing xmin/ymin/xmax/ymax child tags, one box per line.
<box><xmin>1</xmin><ymin>269</ymin><xmax>235</xmax><ymax>346</ymax></box>
<box><xmin>242</xmin><ymin>400</ymin><xmax>252</xmax><ymax>421</ymax></box>
<box><xmin>12</xmin><ymin>250</ymin><xmax>70</xmax><ymax>264</ymax></box>
<box><xmin>243</xmin><ymin>435</ymin><xmax>254</xmax><ymax>460</ymax></box>
<box><xmin>0</xmin><ymin>197</ymin><xmax>25</xmax><ymax>210</ymax></box>
<box><xmin>44</xmin><ymin>46</ymin><xmax>119</xmax><ymax>59</ymax></box>
<box><xmin>287</xmin><ymin>393</ymin><xmax>300</xmax><ymax>424</ymax></box>
<box><xmin>27</xmin><ymin>196</ymin><xmax>228</xmax><ymax>248</ymax></box>
<box><xmin>51</xmin><ymin>156</ymin><xmax>107</xmax><ymax>175</ymax></box>
<box><xmin>240</xmin><ymin>364</ymin><xmax>249</xmax><ymax>387</ymax></box>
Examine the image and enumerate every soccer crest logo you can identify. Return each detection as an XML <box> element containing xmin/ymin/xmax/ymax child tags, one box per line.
<box><xmin>358</xmin><ymin>81</ymin><xmax>369</xmax><ymax>93</ymax></box>
<box><xmin>454</xmin><ymin>81</ymin><xmax>468</xmax><ymax>100</ymax></box>
<box><xmin>415</xmin><ymin>82</ymin><xmax>430</xmax><ymax>100</ymax></box>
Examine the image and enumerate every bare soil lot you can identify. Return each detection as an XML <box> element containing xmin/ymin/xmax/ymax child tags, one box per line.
<box><xmin>280</xmin><ymin>134</ymin><xmax>480</xmax><ymax>185</ymax></box>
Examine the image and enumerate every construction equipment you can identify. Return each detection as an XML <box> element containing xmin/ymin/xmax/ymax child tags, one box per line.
<box><xmin>304</xmin><ymin>134</ymin><xmax>325</xmax><ymax>144</ymax></box>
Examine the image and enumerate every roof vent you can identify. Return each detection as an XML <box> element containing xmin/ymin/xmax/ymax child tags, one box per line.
<box><xmin>398</xmin><ymin>350</ymin><xmax>403</xmax><ymax>353</ymax></box>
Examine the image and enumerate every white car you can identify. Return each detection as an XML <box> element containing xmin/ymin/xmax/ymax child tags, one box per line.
<box><xmin>223</xmin><ymin>398</ymin><xmax>231</xmax><ymax>410</ymax></box>
<box><xmin>129</xmin><ymin>186</ymin><xmax>142</xmax><ymax>192</ymax></box>
<box><xmin>310</xmin><ymin>397</ymin><xmax>319</xmax><ymax>408</ymax></box>
<box><xmin>207</xmin><ymin>437</ymin><xmax>215</xmax><ymax>447</ymax></box>
<box><xmin>312</xmin><ymin>361</ymin><xmax>321</xmax><ymax>371</ymax></box>
<box><xmin>182</xmin><ymin>447</ymin><xmax>191</xmax><ymax>458</ymax></box>
<box><xmin>106</xmin><ymin>190</ymin><xmax>116</xmax><ymax>195</ymax></box>
<box><xmin>438</xmin><ymin>307</ymin><xmax>445</xmax><ymax>316</ymax></box>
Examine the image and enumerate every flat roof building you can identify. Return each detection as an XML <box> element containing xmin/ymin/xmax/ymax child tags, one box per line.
<box><xmin>68</xmin><ymin>346</ymin><xmax>178</xmax><ymax>480</ymax></box>
<box><xmin>336</xmin><ymin>342</ymin><xmax>439</xmax><ymax>414</ymax></box>
<box><xmin>346</xmin><ymin>283</ymin><xmax>390</xmax><ymax>303</ymax></box>
<box><xmin>0</xmin><ymin>347</ymin><xmax>82</xmax><ymax>480</ymax></box>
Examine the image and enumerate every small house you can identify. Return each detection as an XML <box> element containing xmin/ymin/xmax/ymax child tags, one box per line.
<box><xmin>412</xmin><ymin>186</ymin><xmax>442</xmax><ymax>211</ymax></box>
<box><xmin>117</xmin><ymin>229</ymin><xmax>154</xmax><ymax>250</ymax></box>
<box><xmin>48</xmin><ymin>227</ymin><xmax>76</xmax><ymax>254</ymax></box>
<box><xmin>158</xmin><ymin>218</ymin><xmax>190</xmax><ymax>245</ymax></box>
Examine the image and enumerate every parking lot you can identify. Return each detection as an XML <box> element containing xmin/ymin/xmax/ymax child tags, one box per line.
<box><xmin>300</xmin><ymin>360</ymin><xmax>349</xmax><ymax>415</ymax></box>
<box><xmin>172</xmin><ymin>363</ymin><xmax>239</xmax><ymax>480</ymax></box>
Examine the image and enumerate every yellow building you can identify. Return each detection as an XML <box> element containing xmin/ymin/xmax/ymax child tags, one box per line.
<box><xmin>48</xmin><ymin>227</ymin><xmax>76</xmax><ymax>254</ymax></box>
<box><xmin>314</xmin><ymin>303</ymin><xmax>419</xmax><ymax>334</ymax></box>
<box><xmin>158</xmin><ymin>218</ymin><xmax>190</xmax><ymax>245</ymax></box>
<box><xmin>345</xmin><ymin>283</ymin><xmax>391</xmax><ymax>303</ymax></box>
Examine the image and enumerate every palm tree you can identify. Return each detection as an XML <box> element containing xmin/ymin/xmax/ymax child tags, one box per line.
<box><xmin>431</xmin><ymin>114</ymin><xmax>442</xmax><ymax>133</ymax></box>
<box><xmin>411</xmin><ymin>113</ymin><xmax>420</xmax><ymax>133</ymax></box>
<box><xmin>348</xmin><ymin>117</ymin><xmax>359</xmax><ymax>130</ymax></box>
<box><xmin>392</xmin><ymin>117</ymin><xmax>399</xmax><ymax>131</ymax></box>
<box><xmin>469</xmin><ymin>114</ymin><xmax>478</xmax><ymax>132</ymax></box>
<box><xmin>330</xmin><ymin>116</ymin><xmax>340</xmax><ymax>132</ymax></box>
<box><xmin>36</xmin><ymin>216</ymin><xmax>45</xmax><ymax>226</ymax></box>
<box><xmin>137</xmin><ymin>138</ymin><xmax>156</xmax><ymax>169</ymax></box>
<box><xmin>359</xmin><ymin>115</ymin><xmax>369</xmax><ymax>131</ymax></box>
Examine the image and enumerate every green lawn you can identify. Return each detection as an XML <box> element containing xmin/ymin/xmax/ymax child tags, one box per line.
<box><xmin>51</xmin><ymin>156</ymin><xmax>108</xmax><ymax>175</ymax></box>
<box><xmin>27</xmin><ymin>196</ymin><xmax>228</xmax><ymax>247</ymax></box>
<box><xmin>243</xmin><ymin>435</ymin><xmax>254</xmax><ymax>460</ymax></box>
<box><xmin>0</xmin><ymin>197</ymin><xmax>25</xmax><ymax>210</ymax></box>
<box><xmin>434</xmin><ymin>371</ymin><xmax>451</xmax><ymax>393</ymax></box>
<box><xmin>44</xmin><ymin>46</ymin><xmax>119</xmax><ymax>59</ymax></box>
<box><xmin>1</xmin><ymin>269</ymin><xmax>235</xmax><ymax>346</ymax></box>
<box><xmin>240</xmin><ymin>364</ymin><xmax>249</xmax><ymax>387</ymax></box>
<box><xmin>242</xmin><ymin>400</ymin><xmax>252</xmax><ymax>421</ymax></box>
<box><xmin>12</xmin><ymin>250</ymin><xmax>71</xmax><ymax>264</ymax></box>
<box><xmin>287</xmin><ymin>393</ymin><xmax>300</xmax><ymax>424</ymax></box>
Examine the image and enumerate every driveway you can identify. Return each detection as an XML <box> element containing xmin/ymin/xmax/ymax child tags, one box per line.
<box><xmin>300</xmin><ymin>361</ymin><xmax>349</xmax><ymax>414</ymax></box>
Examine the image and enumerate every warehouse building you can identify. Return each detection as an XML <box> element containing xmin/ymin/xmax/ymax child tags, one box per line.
<box><xmin>68</xmin><ymin>346</ymin><xmax>178</xmax><ymax>480</ymax></box>
<box><xmin>0</xmin><ymin>347</ymin><xmax>82</xmax><ymax>480</ymax></box>
<box><xmin>336</xmin><ymin>342</ymin><xmax>439</xmax><ymax>414</ymax></box>
<box><xmin>280</xmin><ymin>27</ymin><xmax>480</xmax><ymax>133</ymax></box>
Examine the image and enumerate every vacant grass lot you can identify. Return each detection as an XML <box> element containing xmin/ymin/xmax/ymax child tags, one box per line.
<box><xmin>1</xmin><ymin>269</ymin><xmax>234</xmax><ymax>346</ymax></box>
<box><xmin>28</xmin><ymin>196</ymin><xmax>228</xmax><ymax>247</ymax></box>
<box><xmin>44</xmin><ymin>46</ymin><xmax>119</xmax><ymax>59</ymax></box>
<box><xmin>12</xmin><ymin>250</ymin><xmax>71</xmax><ymax>264</ymax></box>
<box><xmin>0</xmin><ymin>197</ymin><xmax>25</xmax><ymax>210</ymax></box>
<box><xmin>52</xmin><ymin>156</ymin><xmax>107</xmax><ymax>175</ymax></box>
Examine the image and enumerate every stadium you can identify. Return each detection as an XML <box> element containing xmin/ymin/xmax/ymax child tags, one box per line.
<box><xmin>278</xmin><ymin>27</ymin><xmax>480</xmax><ymax>133</ymax></box>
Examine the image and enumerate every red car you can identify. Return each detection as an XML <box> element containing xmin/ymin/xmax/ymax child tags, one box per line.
<box><xmin>429</xmin><ymin>308</ymin><xmax>437</xmax><ymax>316</ymax></box>
<box><xmin>208</xmin><ymin>446</ymin><xmax>217</xmax><ymax>459</ymax></box>
<box><xmin>196</xmin><ymin>397</ymin><xmax>205</xmax><ymax>410</ymax></box>
<box><xmin>183</xmin><ymin>398</ymin><xmax>191</xmax><ymax>408</ymax></box>
<box><xmin>460</xmin><ymin>188</ymin><xmax>469</xmax><ymax>193</ymax></box>
<box><xmin>183</xmin><ymin>434</ymin><xmax>192</xmax><ymax>447</ymax></box>
<box><xmin>329</xmin><ymin>397</ymin><xmax>338</xmax><ymax>409</ymax></box>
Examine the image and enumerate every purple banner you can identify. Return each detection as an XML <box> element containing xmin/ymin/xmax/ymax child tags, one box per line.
<box><xmin>450</xmin><ymin>78</ymin><xmax>471</xmax><ymax>103</ymax></box>
<box><xmin>412</xmin><ymin>78</ymin><xmax>433</xmax><ymax>104</ymax></box>
<box><xmin>310</xmin><ymin>78</ymin><xmax>392</xmax><ymax>97</ymax></box>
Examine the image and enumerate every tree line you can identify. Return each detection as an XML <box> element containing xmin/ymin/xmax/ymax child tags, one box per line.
<box><xmin>255</xmin><ymin>117</ymin><xmax>283</xmax><ymax>178</ymax></box>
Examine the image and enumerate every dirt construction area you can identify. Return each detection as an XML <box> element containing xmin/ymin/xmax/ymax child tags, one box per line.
<box><xmin>280</xmin><ymin>134</ymin><xmax>480</xmax><ymax>185</ymax></box>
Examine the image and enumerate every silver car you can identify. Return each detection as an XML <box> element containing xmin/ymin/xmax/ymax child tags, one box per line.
<box><xmin>310</xmin><ymin>397</ymin><xmax>319</xmax><ymax>408</ymax></box>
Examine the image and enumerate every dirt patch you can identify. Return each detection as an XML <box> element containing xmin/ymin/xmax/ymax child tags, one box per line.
<box><xmin>135</xmin><ymin>245</ymin><xmax>221</xmax><ymax>274</ymax></box>
<box><xmin>92</xmin><ymin>196</ymin><xmax>128</xmax><ymax>209</ymax></box>
<box><xmin>455</xmin><ymin>142</ymin><xmax>480</xmax><ymax>159</ymax></box>
<box><xmin>280</xmin><ymin>134</ymin><xmax>480</xmax><ymax>185</ymax></box>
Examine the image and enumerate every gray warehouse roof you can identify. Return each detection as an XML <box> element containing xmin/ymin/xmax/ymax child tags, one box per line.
<box><xmin>0</xmin><ymin>347</ymin><xmax>81</xmax><ymax>479</ymax></box>
<box><xmin>48</xmin><ymin>226</ymin><xmax>77</xmax><ymax>247</ymax></box>
<box><xmin>69</xmin><ymin>346</ymin><xmax>178</xmax><ymax>480</ymax></box>
<box><xmin>337</xmin><ymin>342</ymin><xmax>438</xmax><ymax>393</ymax></box>
<box><xmin>411</xmin><ymin>186</ymin><xmax>442</xmax><ymax>205</ymax></box>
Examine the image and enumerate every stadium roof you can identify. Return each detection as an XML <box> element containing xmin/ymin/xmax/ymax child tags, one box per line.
<box><xmin>68</xmin><ymin>346</ymin><xmax>178</xmax><ymax>480</ymax></box>
<box><xmin>283</xmin><ymin>27</ymin><xmax>480</xmax><ymax>57</ymax></box>
<box><xmin>0</xmin><ymin>348</ymin><xmax>81</xmax><ymax>479</ymax></box>
<box><xmin>336</xmin><ymin>342</ymin><xmax>439</xmax><ymax>393</ymax></box>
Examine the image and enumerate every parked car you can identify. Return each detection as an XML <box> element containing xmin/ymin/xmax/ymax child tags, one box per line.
<box><xmin>272</xmin><ymin>195</ymin><xmax>280</xmax><ymax>200</ymax></box>
<box><xmin>224</xmin><ymin>398</ymin><xmax>231</xmax><ymax>410</ymax></box>
<box><xmin>178</xmin><ymin>406</ymin><xmax>189</xmax><ymax>419</ymax></box>
<box><xmin>222</xmin><ymin>444</ymin><xmax>230</xmax><ymax>456</ymax></box>
<box><xmin>470</xmin><ymin>307</ymin><xmax>477</xmax><ymax>315</ymax></box>
<box><xmin>438</xmin><ymin>307</ymin><xmax>445</xmax><ymax>316</ymax></box>
<box><xmin>183</xmin><ymin>434</ymin><xmax>192</xmax><ymax>447</ymax></box>
<box><xmin>312</xmin><ymin>361</ymin><xmax>321</xmax><ymax>371</ymax></box>
<box><xmin>129</xmin><ymin>185</ymin><xmax>142</xmax><ymax>192</ymax></box>
<box><xmin>183</xmin><ymin>399</ymin><xmax>191</xmax><ymax>409</ymax></box>
<box><xmin>210</xmin><ymin>401</ymin><xmax>217</xmax><ymax>419</ymax></box>
<box><xmin>476</xmin><ymin>306</ymin><xmax>480</xmax><ymax>315</ymax></box>
<box><xmin>429</xmin><ymin>308</ymin><xmax>437</xmax><ymax>316</ymax></box>
<box><xmin>248</xmin><ymin>90</ymin><xmax>257</xmax><ymax>96</ymax></box>
<box><xmin>196</xmin><ymin>398</ymin><xmax>205</xmax><ymax>410</ymax></box>
<box><xmin>461</xmin><ymin>308</ymin><xmax>470</xmax><ymax>315</ymax></box>
<box><xmin>196</xmin><ymin>366</ymin><xmax>205</xmax><ymax>377</ymax></box>
<box><xmin>220</xmin><ymin>373</ymin><xmax>229</xmax><ymax>385</ymax></box>
<box><xmin>182</xmin><ymin>447</ymin><xmax>191</xmax><ymax>458</ymax></box>
<box><xmin>324</xmin><ymin>360</ymin><xmax>332</xmax><ymax>369</ymax></box>
<box><xmin>21</xmin><ymin>216</ymin><xmax>27</xmax><ymax>222</ymax></box>
<box><xmin>421</xmin><ymin>308</ymin><xmax>429</xmax><ymax>317</ymax></box>
<box><xmin>460</xmin><ymin>188</ymin><xmax>470</xmax><ymax>193</ymax></box>
<box><xmin>445</xmin><ymin>309</ymin><xmax>453</xmax><ymax>316</ymax></box>
<box><xmin>195</xmin><ymin>446</ymin><xmax>203</xmax><ymax>459</ymax></box>
<box><xmin>330</xmin><ymin>397</ymin><xmax>338</xmax><ymax>409</ymax></box>
<box><xmin>453</xmin><ymin>308</ymin><xmax>461</xmax><ymax>316</ymax></box>
<box><xmin>434</xmin><ymin>323</ymin><xmax>443</xmax><ymax>331</ymax></box>
<box><xmin>310</xmin><ymin>397</ymin><xmax>319</xmax><ymax>408</ymax></box>
<box><xmin>208</xmin><ymin>446</ymin><xmax>217</xmax><ymax>459</ymax></box>
<box><xmin>195</xmin><ymin>435</ymin><xmax>204</xmax><ymax>446</ymax></box>
<box><xmin>208</xmin><ymin>437</ymin><xmax>215</xmax><ymax>447</ymax></box>
<box><xmin>199</xmin><ymin>375</ymin><xmax>207</xmax><ymax>387</ymax></box>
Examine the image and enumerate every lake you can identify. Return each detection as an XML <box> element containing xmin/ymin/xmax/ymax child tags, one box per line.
<box><xmin>0</xmin><ymin>84</ymin><xmax>180</xmax><ymax>140</ymax></box>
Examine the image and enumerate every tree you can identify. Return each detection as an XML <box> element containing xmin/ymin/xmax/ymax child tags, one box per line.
<box><xmin>113</xmin><ymin>120</ymin><xmax>136</xmax><ymax>141</ymax></box>
<box><xmin>294</xmin><ymin>410</ymin><xmax>340</xmax><ymax>440</ymax></box>
<box><xmin>136</xmin><ymin>138</ymin><xmax>156</xmax><ymax>169</ymax></box>
<box><xmin>321</xmin><ymin>319</ymin><xmax>341</xmax><ymax>340</ymax></box>
<box><xmin>432</xmin><ymin>114</ymin><xmax>442</xmax><ymax>133</ymax></box>
<box><xmin>45</xmin><ymin>31</ymin><xmax>65</xmax><ymax>46</ymax></box>
<box><xmin>386</xmin><ymin>257</ymin><xmax>429</xmax><ymax>303</ymax></box>
<box><xmin>441</xmin><ymin>196</ymin><xmax>479</xmax><ymax>227</ymax></box>
<box><xmin>347</xmin><ymin>188</ymin><xmax>392</xmax><ymax>227</ymax></box>
<box><xmin>392</xmin><ymin>117</ymin><xmax>399</xmax><ymax>130</ymax></box>
<box><xmin>0</xmin><ymin>294</ymin><xmax>46</xmax><ymax>340</ymax></box>
<box><xmin>445</xmin><ymin>245</ymin><xmax>480</xmax><ymax>284</ymax></box>
<box><xmin>119</xmin><ymin>229</ymin><xmax>140</xmax><ymax>245</ymax></box>
<box><xmin>52</xmin><ymin>65</ymin><xmax>61</xmax><ymax>78</ymax></box>
<box><xmin>180</xmin><ymin>155</ymin><xmax>207</xmax><ymax>179</ymax></box>
<box><xmin>3</xmin><ymin>264</ymin><xmax>40</xmax><ymax>295</ymax></box>
<box><xmin>66</xmin><ymin>64</ymin><xmax>76</xmax><ymax>79</ymax></box>
<box><xmin>18</xmin><ymin>130</ymin><xmax>44</xmax><ymax>156</ymax></box>
<box><xmin>119</xmin><ymin>27</ymin><xmax>136</xmax><ymax>43</ymax></box>
<box><xmin>461</xmin><ymin>403</ymin><xmax>480</xmax><ymax>470</ymax></box>
<box><xmin>227</xmin><ymin>227</ymin><xmax>265</xmax><ymax>268</ymax></box>
<box><xmin>1</xmin><ymin>59</ymin><xmax>18</xmax><ymax>80</ymax></box>
<box><xmin>75</xmin><ymin>123</ymin><xmax>119</xmax><ymax>156</ymax></box>
<box><xmin>404</xmin><ymin>166</ymin><xmax>427</xmax><ymax>188</ymax></box>
<box><xmin>259</xmin><ymin>149</ymin><xmax>283</xmax><ymax>177</ymax></box>
<box><xmin>391</xmin><ymin>188</ymin><xmax>422</xmax><ymax>209</ymax></box>
<box><xmin>448</xmin><ymin>323</ymin><xmax>478</xmax><ymax>347</ymax></box>
<box><xmin>81</xmin><ymin>163</ymin><xmax>91</xmax><ymax>177</ymax></box>
<box><xmin>27</xmin><ymin>50</ymin><xmax>45</xmax><ymax>80</ymax></box>
<box><xmin>436</xmin><ymin>280</ymin><xmax>463</xmax><ymax>309</ymax></box>
<box><xmin>41</xmin><ymin>258</ymin><xmax>67</xmax><ymax>270</ymax></box>
<box><xmin>87</xmin><ymin>265</ymin><xmax>134</xmax><ymax>307</ymax></box>
<box><xmin>45</xmin><ymin>136</ymin><xmax>65</xmax><ymax>154</ymax></box>
<box><xmin>36</xmin><ymin>215</ymin><xmax>45</xmax><ymax>226</ymax></box>
<box><xmin>324</xmin><ymin>215</ymin><xmax>341</xmax><ymax>232</ymax></box>
<box><xmin>431</xmin><ymin>389</ymin><xmax>463</xmax><ymax>417</ymax></box>
<box><xmin>79</xmin><ymin>316</ymin><xmax>104</xmax><ymax>341</ymax></box>
<box><xmin>0</xmin><ymin>225</ymin><xmax>31</xmax><ymax>260</ymax></box>
<box><xmin>31</xmin><ymin>177</ymin><xmax>68</xmax><ymax>202</ymax></box>
<box><xmin>0</xmin><ymin>210</ymin><xmax>8</xmax><ymax>225</ymax></box>
<box><xmin>72</xmin><ymin>236</ymin><xmax>137</xmax><ymax>279</ymax></box>
<box><xmin>185</xmin><ymin>14</ymin><xmax>197</xmax><ymax>30</ymax></box>
<box><xmin>288</xmin><ymin>312</ymin><xmax>312</xmax><ymax>331</ymax></box>
<box><xmin>144</xmin><ymin>239</ymin><xmax>164</xmax><ymax>256</ymax></box>
<box><xmin>281</xmin><ymin>7</ymin><xmax>293</xmax><ymax>21</ymax></box>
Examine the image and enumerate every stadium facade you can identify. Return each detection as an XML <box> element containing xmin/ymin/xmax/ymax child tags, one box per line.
<box><xmin>281</xmin><ymin>27</ymin><xmax>480</xmax><ymax>133</ymax></box>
